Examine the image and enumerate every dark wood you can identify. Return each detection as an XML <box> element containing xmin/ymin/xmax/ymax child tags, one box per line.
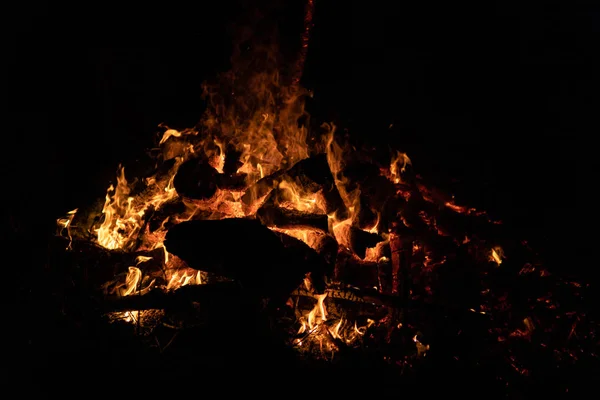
<box><xmin>50</xmin><ymin>237</ymin><xmax>166</xmax><ymax>287</ymax></box>
<box><xmin>256</xmin><ymin>201</ymin><xmax>329</xmax><ymax>233</ymax></box>
<box><xmin>148</xmin><ymin>198</ymin><xmax>187</xmax><ymax>232</ymax></box>
<box><xmin>389</xmin><ymin>229</ymin><xmax>413</xmax><ymax>301</ymax></box>
<box><xmin>103</xmin><ymin>281</ymin><xmax>404</xmax><ymax>313</ymax></box>
<box><xmin>223</xmin><ymin>144</ymin><xmax>243</xmax><ymax>176</ymax></box>
<box><xmin>348</xmin><ymin>226</ymin><xmax>384</xmax><ymax>259</ymax></box>
<box><xmin>163</xmin><ymin>218</ymin><xmax>328</xmax><ymax>299</ymax></box>
<box><xmin>334</xmin><ymin>249</ymin><xmax>379</xmax><ymax>289</ymax></box>
<box><xmin>173</xmin><ymin>156</ymin><xmax>219</xmax><ymax>200</ymax></box>
<box><xmin>240</xmin><ymin>169</ymin><xmax>286</xmax><ymax>207</ymax></box>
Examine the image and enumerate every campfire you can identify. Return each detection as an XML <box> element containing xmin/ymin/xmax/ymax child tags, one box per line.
<box><xmin>49</xmin><ymin>3</ymin><xmax>597</xmax><ymax>394</ymax></box>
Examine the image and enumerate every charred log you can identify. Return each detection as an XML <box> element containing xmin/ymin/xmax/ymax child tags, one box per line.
<box><xmin>148</xmin><ymin>198</ymin><xmax>187</xmax><ymax>232</ymax></box>
<box><xmin>354</xmin><ymin>195</ymin><xmax>379</xmax><ymax>231</ymax></box>
<box><xmin>163</xmin><ymin>218</ymin><xmax>327</xmax><ymax>299</ymax></box>
<box><xmin>50</xmin><ymin>237</ymin><xmax>166</xmax><ymax>288</ymax></box>
<box><xmin>104</xmin><ymin>281</ymin><xmax>404</xmax><ymax>313</ymax></box>
<box><xmin>173</xmin><ymin>157</ymin><xmax>219</xmax><ymax>200</ymax></box>
<box><xmin>286</xmin><ymin>154</ymin><xmax>348</xmax><ymax>219</ymax></box>
<box><xmin>271</xmin><ymin>231</ymin><xmax>329</xmax><ymax>290</ymax></box>
<box><xmin>348</xmin><ymin>227</ymin><xmax>384</xmax><ymax>259</ymax></box>
<box><xmin>103</xmin><ymin>281</ymin><xmax>247</xmax><ymax>313</ymax></box>
<box><xmin>216</xmin><ymin>172</ymin><xmax>248</xmax><ymax>191</ymax></box>
<box><xmin>389</xmin><ymin>228</ymin><xmax>414</xmax><ymax>300</ymax></box>
<box><xmin>334</xmin><ymin>249</ymin><xmax>379</xmax><ymax>289</ymax></box>
<box><xmin>257</xmin><ymin>203</ymin><xmax>329</xmax><ymax>233</ymax></box>
<box><xmin>223</xmin><ymin>144</ymin><xmax>243</xmax><ymax>176</ymax></box>
<box><xmin>290</xmin><ymin>285</ymin><xmax>404</xmax><ymax>308</ymax></box>
<box><xmin>240</xmin><ymin>169</ymin><xmax>286</xmax><ymax>207</ymax></box>
<box><xmin>312</xmin><ymin>233</ymin><xmax>339</xmax><ymax>272</ymax></box>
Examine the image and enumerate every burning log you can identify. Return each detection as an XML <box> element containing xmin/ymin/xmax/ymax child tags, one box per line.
<box><xmin>286</xmin><ymin>154</ymin><xmax>347</xmax><ymax>218</ymax></box>
<box><xmin>174</xmin><ymin>156</ymin><xmax>251</xmax><ymax>200</ymax></box>
<box><xmin>240</xmin><ymin>169</ymin><xmax>286</xmax><ymax>207</ymax></box>
<box><xmin>312</xmin><ymin>233</ymin><xmax>339</xmax><ymax>269</ymax></box>
<box><xmin>103</xmin><ymin>279</ymin><xmax>404</xmax><ymax>314</ymax></box>
<box><xmin>174</xmin><ymin>157</ymin><xmax>219</xmax><ymax>200</ymax></box>
<box><xmin>272</xmin><ymin>230</ymin><xmax>331</xmax><ymax>284</ymax></box>
<box><xmin>103</xmin><ymin>281</ymin><xmax>246</xmax><ymax>313</ymax></box>
<box><xmin>240</xmin><ymin>154</ymin><xmax>347</xmax><ymax>218</ymax></box>
<box><xmin>223</xmin><ymin>144</ymin><xmax>243</xmax><ymax>176</ymax></box>
<box><xmin>50</xmin><ymin>237</ymin><xmax>166</xmax><ymax>287</ymax></box>
<box><xmin>389</xmin><ymin>226</ymin><xmax>414</xmax><ymax>299</ymax></box>
<box><xmin>256</xmin><ymin>190</ymin><xmax>329</xmax><ymax>232</ymax></box>
<box><xmin>290</xmin><ymin>285</ymin><xmax>403</xmax><ymax>308</ymax></box>
<box><xmin>148</xmin><ymin>198</ymin><xmax>187</xmax><ymax>232</ymax></box>
<box><xmin>334</xmin><ymin>249</ymin><xmax>379</xmax><ymax>289</ymax></box>
<box><xmin>355</xmin><ymin>195</ymin><xmax>379</xmax><ymax>231</ymax></box>
<box><xmin>348</xmin><ymin>227</ymin><xmax>384</xmax><ymax>259</ymax></box>
<box><xmin>164</xmin><ymin>218</ymin><xmax>327</xmax><ymax>299</ymax></box>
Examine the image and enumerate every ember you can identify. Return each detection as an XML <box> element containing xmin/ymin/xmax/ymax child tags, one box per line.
<box><xmin>34</xmin><ymin>0</ymin><xmax>598</xmax><ymax>396</ymax></box>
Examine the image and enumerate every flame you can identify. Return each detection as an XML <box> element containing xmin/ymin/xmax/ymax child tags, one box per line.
<box><xmin>389</xmin><ymin>151</ymin><xmax>412</xmax><ymax>184</ymax></box>
<box><xmin>166</xmin><ymin>269</ymin><xmax>202</xmax><ymax>291</ymax></box>
<box><xmin>490</xmin><ymin>246</ymin><xmax>504</xmax><ymax>265</ymax></box>
<box><xmin>277</xmin><ymin>179</ymin><xmax>323</xmax><ymax>213</ymax></box>
<box><xmin>56</xmin><ymin>208</ymin><xmax>78</xmax><ymax>249</ymax></box>
<box><xmin>96</xmin><ymin>162</ymin><xmax>180</xmax><ymax>251</ymax></box>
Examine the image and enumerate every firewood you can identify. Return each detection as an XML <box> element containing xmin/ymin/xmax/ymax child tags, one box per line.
<box><xmin>286</xmin><ymin>154</ymin><xmax>348</xmax><ymax>219</ymax></box>
<box><xmin>334</xmin><ymin>249</ymin><xmax>379</xmax><ymax>289</ymax></box>
<box><xmin>215</xmin><ymin>172</ymin><xmax>248</xmax><ymax>191</ymax></box>
<box><xmin>102</xmin><ymin>281</ymin><xmax>248</xmax><ymax>312</ymax></box>
<box><xmin>348</xmin><ymin>227</ymin><xmax>384</xmax><ymax>259</ymax></box>
<box><xmin>50</xmin><ymin>237</ymin><xmax>166</xmax><ymax>287</ymax></box>
<box><xmin>148</xmin><ymin>198</ymin><xmax>187</xmax><ymax>232</ymax></box>
<box><xmin>354</xmin><ymin>195</ymin><xmax>379</xmax><ymax>231</ymax></box>
<box><xmin>103</xmin><ymin>281</ymin><xmax>405</xmax><ymax>313</ymax></box>
<box><xmin>223</xmin><ymin>144</ymin><xmax>243</xmax><ymax>176</ymax></box>
<box><xmin>173</xmin><ymin>157</ymin><xmax>219</xmax><ymax>200</ymax></box>
<box><xmin>240</xmin><ymin>169</ymin><xmax>286</xmax><ymax>207</ymax></box>
<box><xmin>256</xmin><ymin>202</ymin><xmax>329</xmax><ymax>233</ymax></box>
<box><xmin>377</xmin><ymin>255</ymin><xmax>393</xmax><ymax>294</ymax></box>
<box><xmin>271</xmin><ymin>231</ymin><xmax>328</xmax><ymax>291</ymax></box>
<box><xmin>163</xmin><ymin>218</ymin><xmax>327</xmax><ymax>299</ymax></box>
<box><xmin>290</xmin><ymin>285</ymin><xmax>403</xmax><ymax>308</ymax></box>
<box><xmin>312</xmin><ymin>233</ymin><xmax>339</xmax><ymax>273</ymax></box>
<box><xmin>389</xmin><ymin>228</ymin><xmax>414</xmax><ymax>300</ymax></box>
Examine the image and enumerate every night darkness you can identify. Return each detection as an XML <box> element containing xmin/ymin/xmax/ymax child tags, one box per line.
<box><xmin>6</xmin><ymin>0</ymin><xmax>600</xmax><ymax>392</ymax></box>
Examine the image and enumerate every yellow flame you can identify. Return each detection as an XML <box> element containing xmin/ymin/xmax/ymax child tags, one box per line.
<box><xmin>389</xmin><ymin>151</ymin><xmax>412</xmax><ymax>184</ymax></box>
<box><xmin>490</xmin><ymin>246</ymin><xmax>504</xmax><ymax>265</ymax></box>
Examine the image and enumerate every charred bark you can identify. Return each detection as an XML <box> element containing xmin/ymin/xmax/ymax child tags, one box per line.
<box><xmin>223</xmin><ymin>144</ymin><xmax>243</xmax><ymax>176</ymax></box>
<box><xmin>389</xmin><ymin>228</ymin><xmax>414</xmax><ymax>301</ymax></box>
<box><xmin>103</xmin><ymin>281</ymin><xmax>404</xmax><ymax>313</ymax></box>
<box><xmin>216</xmin><ymin>172</ymin><xmax>248</xmax><ymax>191</ymax></box>
<box><xmin>163</xmin><ymin>218</ymin><xmax>327</xmax><ymax>299</ymax></box>
<box><xmin>148</xmin><ymin>198</ymin><xmax>187</xmax><ymax>232</ymax></box>
<box><xmin>240</xmin><ymin>169</ymin><xmax>286</xmax><ymax>207</ymax></box>
<box><xmin>257</xmin><ymin>202</ymin><xmax>329</xmax><ymax>233</ymax></box>
<box><xmin>334</xmin><ymin>249</ymin><xmax>379</xmax><ymax>289</ymax></box>
<box><xmin>173</xmin><ymin>157</ymin><xmax>219</xmax><ymax>200</ymax></box>
<box><xmin>348</xmin><ymin>227</ymin><xmax>384</xmax><ymax>259</ymax></box>
<box><xmin>312</xmin><ymin>233</ymin><xmax>339</xmax><ymax>273</ymax></box>
<box><xmin>49</xmin><ymin>237</ymin><xmax>166</xmax><ymax>288</ymax></box>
